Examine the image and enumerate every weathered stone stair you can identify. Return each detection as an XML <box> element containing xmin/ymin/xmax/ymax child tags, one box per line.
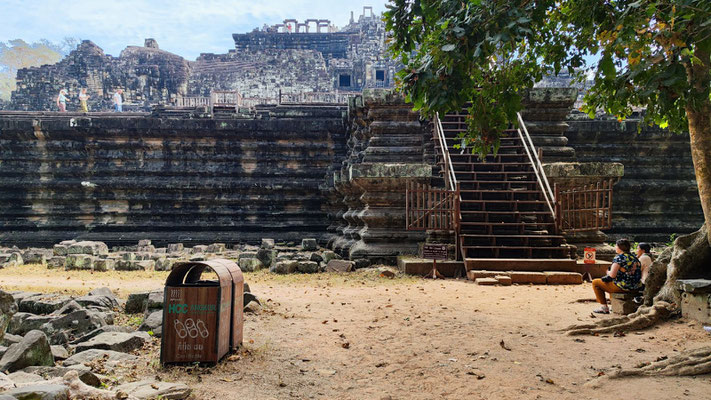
<box><xmin>435</xmin><ymin>112</ymin><xmax>576</xmax><ymax>274</ymax></box>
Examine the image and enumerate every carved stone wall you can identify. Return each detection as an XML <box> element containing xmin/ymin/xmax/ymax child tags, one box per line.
<box><xmin>0</xmin><ymin>106</ymin><xmax>348</xmax><ymax>246</ymax></box>
<box><xmin>565</xmin><ymin>114</ymin><xmax>703</xmax><ymax>242</ymax></box>
<box><xmin>11</xmin><ymin>40</ymin><xmax>190</xmax><ymax>112</ymax></box>
<box><xmin>327</xmin><ymin>90</ymin><xmax>432</xmax><ymax>263</ymax></box>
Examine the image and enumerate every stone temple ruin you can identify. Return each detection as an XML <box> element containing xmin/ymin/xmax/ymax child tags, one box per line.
<box><xmin>8</xmin><ymin>7</ymin><xmax>397</xmax><ymax>112</ymax></box>
<box><xmin>0</xmin><ymin>8</ymin><xmax>705</xmax><ymax>281</ymax></box>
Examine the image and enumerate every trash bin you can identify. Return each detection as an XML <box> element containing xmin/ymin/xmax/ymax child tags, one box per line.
<box><xmin>160</xmin><ymin>259</ymin><xmax>243</xmax><ymax>364</ymax></box>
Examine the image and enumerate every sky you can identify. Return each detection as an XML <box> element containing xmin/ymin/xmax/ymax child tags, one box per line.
<box><xmin>0</xmin><ymin>0</ymin><xmax>389</xmax><ymax>60</ymax></box>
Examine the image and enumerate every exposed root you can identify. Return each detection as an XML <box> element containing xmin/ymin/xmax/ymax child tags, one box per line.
<box><xmin>564</xmin><ymin>301</ymin><xmax>675</xmax><ymax>336</ymax></box>
<box><xmin>644</xmin><ymin>224</ymin><xmax>711</xmax><ymax>305</ymax></box>
<box><xmin>609</xmin><ymin>346</ymin><xmax>711</xmax><ymax>378</ymax></box>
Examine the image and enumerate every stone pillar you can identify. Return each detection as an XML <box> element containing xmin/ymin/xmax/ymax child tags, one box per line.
<box><xmin>521</xmin><ymin>88</ymin><xmax>578</xmax><ymax>162</ymax></box>
<box><xmin>346</xmin><ymin>89</ymin><xmax>431</xmax><ymax>264</ymax></box>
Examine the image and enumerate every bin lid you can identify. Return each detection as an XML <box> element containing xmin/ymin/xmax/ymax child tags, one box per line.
<box><xmin>166</xmin><ymin>260</ymin><xmax>236</xmax><ymax>288</ymax></box>
<box><xmin>205</xmin><ymin>259</ymin><xmax>243</xmax><ymax>286</ymax></box>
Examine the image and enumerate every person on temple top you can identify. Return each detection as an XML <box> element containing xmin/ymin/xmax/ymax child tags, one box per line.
<box><xmin>56</xmin><ymin>89</ymin><xmax>68</xmax><ymax>112</ymax></box>
<box><xmin>79</xmin><ymin>88</ymin><xmax>90</xmax><ymax>112</ymax></box>
<box><xmin>591</xmin><ymin>238</ymin><xmax>643</xmax><ymax>314</ymax></box>
<box><xmin>112</xmin><ymin>89</ymin><xmax>123</xmax><ymax>112</ymax></box>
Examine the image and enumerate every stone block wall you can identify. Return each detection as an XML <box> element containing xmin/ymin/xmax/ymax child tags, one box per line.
<box><xmin>565</xmin><ymin>114</ymin><xmax>703</xmax><ymax>242</ymax></box>
<box><xmin>0</xmin><ymin>105</ymin><xmax>348</xmax><ymax>246</ymax></box>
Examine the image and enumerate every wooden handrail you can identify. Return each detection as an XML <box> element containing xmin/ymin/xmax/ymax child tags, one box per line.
<box><xmin>516</xmin><ymin>112</ymin><xmax>556</xmax><ymax>219</ymax></box>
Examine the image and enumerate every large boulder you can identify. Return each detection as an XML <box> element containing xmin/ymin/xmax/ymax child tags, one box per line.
<box><xmin>0</xmin><ymin>291</ymin><xmax>17</xmax><ymax>343</ymax></box>
<box><xmin>68</xmin><ymin>326</ymin><xmax>133</xmax><ymax>345</ymax></box>
<box><xmin>0</xmin><ymin>330</ymin><xmax>54</xmax><ymax>373</ymax></box>
<box><xmin>67</xmin><ymin>241</ymin><xmax>108</xmax><ymax>256</ymax></box>
<box><xmin>8</xmin><ymin>313</ymin><xmax>54</xmax><ymax>336</ymax></box>
<box><xmin>3</xmin><ymin>383</ymin><xmax>70</xmax><ymax>399</ymax></box>
<box><xmin>74</xmin><ymin>331</ymin><xmax>151</xmax><ymax>354</ymax></box>
<box><xmin>19</xmin><ymin>294</ymin><xmax>73</xmax><ymax>315</ymax></box>
<box><xmin>40</xmin><ymin>309</ymin><xmax>109</xmax><ymax>344</ymax></box>
<box><xmin>74</xmin><ymin>294</ymin><xmax>116</xmax><ymax>312</ymax></box>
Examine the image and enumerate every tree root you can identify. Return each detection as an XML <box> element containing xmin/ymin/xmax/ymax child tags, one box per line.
<box><xmin>563</xmin><ymin>301</ymin><xmax>675</xmax><ymax>336</ymax></box>
<box><xmin>608</xmin><ymin>346</ymin><xmax>711</xmax><ymax>378</ymax></box>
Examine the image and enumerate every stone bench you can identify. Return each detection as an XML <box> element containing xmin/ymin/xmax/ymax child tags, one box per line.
<box><xmin>611</xmin><ymin>292</ymin><xmax>641</xmax><ymax>315</ymax></box>
<box><xmin>678</xmin><ymin>279</ymin><xmax>711</xmax><ymax>324</ymax></box>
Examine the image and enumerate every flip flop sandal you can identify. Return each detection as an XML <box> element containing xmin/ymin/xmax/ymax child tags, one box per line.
<box><xmin>593</xmin><ymin>307</ymin><xmax>610</xmax><ymax>314</ymax></box>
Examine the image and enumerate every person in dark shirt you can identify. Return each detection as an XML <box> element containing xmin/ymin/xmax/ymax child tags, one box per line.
<box><xmin>591</xmin><ymin>238</ymin><xmax>642</xmax><ymax>314</ymax></box>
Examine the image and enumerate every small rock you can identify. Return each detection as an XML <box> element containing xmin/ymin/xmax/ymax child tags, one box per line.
<box><xmin>167</xmin><ymin>243</ymin><xmax>184</xmax><ymax>254</ymax></box>
<box><xmin>238</xmin><ymin>257</ymin><xmax>264</xmax><ymax>272</ymax></box>
<box><xmin>0</xmin><ymin>371</ymin><xmax>14</xmax><ymax>390</ymax></box>
<box><xmin>67</xmin><ymin>241</ymin><xmax>108</xmax><ymax>256</ymax></box>
<box><xmin>270</xmin><ymin>261</ymin><xmax>298</xmax><ymax>274</ymax></box>
<box><xmin>378</xmin><ymin>267</ymin><xmax>397</xmax><ymax>278</ymax></box>
<box><xmin>40</xmin><ymin>309</ymin><xmax>109</xmax><ymax>344</ymax></box>
<box><xmin>47</xmin><ymin>256</ymin><xmax>66</xmax><ymax>269</ymax></box>
<box><xmin>296</xmin><ymin>261</ymin><xmax>319</xmax><ymax>274</ymax></box>
<box><xmin>354</xmin><ymin>258</ymin><xmax>371</xmax><ymax>269</ymax></box>
<box><xmin>145</xmin><ymin>291</ymin><xmax>163</xmax><ymax>312</ymax></box>
<box><xmin>138</xmin><ymin>311</ymin><xmax>163</xmax><ymax>337</ymax></box>
<box><xmin>260</xmin><ymin>238</ymin><xmax>275</xmax><ymax>249</ymax></box>
<box><xmin>256</xmin><ymin>249</ymin><xmax>277</xmax><ymax>268</ymax></box>
<box><xmin>244</xmin><ymin>301</ymin><xmax>262</xmax><ymax>314</ymax></box>
<box><xmin>301</xmin><ymin>238</ymin><xmax>318</xmax><ymax>251</ymax></box>
<box><xmin>309</xmin><ymin>253</ymin><xmax>324</xmax><ymax>263</ymax></box>
<box><xmin>475</xmin><ymin>278</ymin><xmax>499</xmax><ymax>286</ymax></box>
<box><xmin>50</xmin><ymin>346</ymin><xmax>69</xmax><ymax>360</ymax></box>
<box><xmin>24</xmin><ymin>365</ymin><xmax>101</xmax><ymax>387</ymax></box>
<box><xmin>125</xmin><ymin>292</ymin><xmax>150</xmax><ymax>314</ymax></box>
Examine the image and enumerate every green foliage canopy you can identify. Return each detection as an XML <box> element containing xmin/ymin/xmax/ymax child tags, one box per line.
<box><xmin>385</xmin><ymin>0</ymin><xmax>711</xmax><ymax>152</ymax></box>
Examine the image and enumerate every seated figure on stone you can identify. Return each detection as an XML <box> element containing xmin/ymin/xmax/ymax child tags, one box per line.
<box><xmin>591</xmin><ymin>238</ymin><xmax>643</xmax><ymax>314</ymax></box>
<box><xmin>636</xmin><ymin>242</ymin><xmax>653</xmax><ymax>284</ymax></box>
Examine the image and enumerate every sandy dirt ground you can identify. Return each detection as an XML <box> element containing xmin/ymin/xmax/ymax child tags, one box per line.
<box><xmin>1</xmin><ymin>266</ymin><xmax>710</xmax><ymax>400</ymax></box>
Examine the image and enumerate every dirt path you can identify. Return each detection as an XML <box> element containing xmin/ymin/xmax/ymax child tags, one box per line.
<box><xmin>2</xmin><ymin>266</ymin><xmax>710</xmax><ymax>399</ymax></box>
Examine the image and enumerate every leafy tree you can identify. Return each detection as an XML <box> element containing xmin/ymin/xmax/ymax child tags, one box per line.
<box><xmin>385</xmin><ymin>0</ymin><xmax>711</xmax><ymax>242</ymax></box>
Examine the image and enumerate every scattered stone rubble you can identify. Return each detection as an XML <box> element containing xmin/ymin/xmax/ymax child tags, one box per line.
<box><xmin>0</xmin><ymin>238</ymin><xmax>352</xmax><ymax>274</ymax></box>
<box><xmin>0</xmin><ymin>285</ymin><xmax>198</xmax><ymax>399</ymax></box>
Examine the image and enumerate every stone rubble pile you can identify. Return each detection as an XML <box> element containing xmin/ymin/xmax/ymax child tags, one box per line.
<box><xmin>0</xmin><ymin>237</ymin><xmax>362</xmax><ymax>274</ymax></box>
<box><xmin>0</xmin><ymin>287</ymin><xmax>196</xmax><ymax>399</ymax></box>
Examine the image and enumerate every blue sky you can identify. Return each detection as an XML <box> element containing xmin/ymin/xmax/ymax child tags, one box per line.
<box><xmin>0</xmin><ymin>0</ymin><xmax>389</xmax><ymax>59</ymax></box>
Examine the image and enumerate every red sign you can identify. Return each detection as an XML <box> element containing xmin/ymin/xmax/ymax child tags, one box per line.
<box><xmin>584</xmin><ymin>248</ymin><xmax>596</xmax><ymax>264</ymax></box>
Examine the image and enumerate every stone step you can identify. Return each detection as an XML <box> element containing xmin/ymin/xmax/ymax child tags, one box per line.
<box><xmin>467</xmin><ymin>270</ymin><xmax>583</xmax><ymax>285</ymax></box>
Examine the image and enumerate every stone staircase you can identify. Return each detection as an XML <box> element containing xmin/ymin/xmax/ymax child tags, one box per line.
<box><xmin>435</xmin><ymin>112</ymin><xmax>576</xmax><ymax>278</ymax></box>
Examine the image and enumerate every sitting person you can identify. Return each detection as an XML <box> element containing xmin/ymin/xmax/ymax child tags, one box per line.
<box><xmin>637</xmin><ymin>242</ymin><xmax>652</xmax><ymax>284</ymax></box>
<box><xmin>592</xmin><ymin>238</ymin><xmax>643</xmax><ymax>314</ymax></box>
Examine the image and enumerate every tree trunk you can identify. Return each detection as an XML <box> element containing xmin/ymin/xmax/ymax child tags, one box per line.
<box><xmin>684</xmin><ymin>43</ymin><xmax>711</xmax><ymax>247</ymax></box>
<box><xmin>643</xmin><ymin>224</ymin><xmax>711</xmax><ymax>305</ymax></box>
